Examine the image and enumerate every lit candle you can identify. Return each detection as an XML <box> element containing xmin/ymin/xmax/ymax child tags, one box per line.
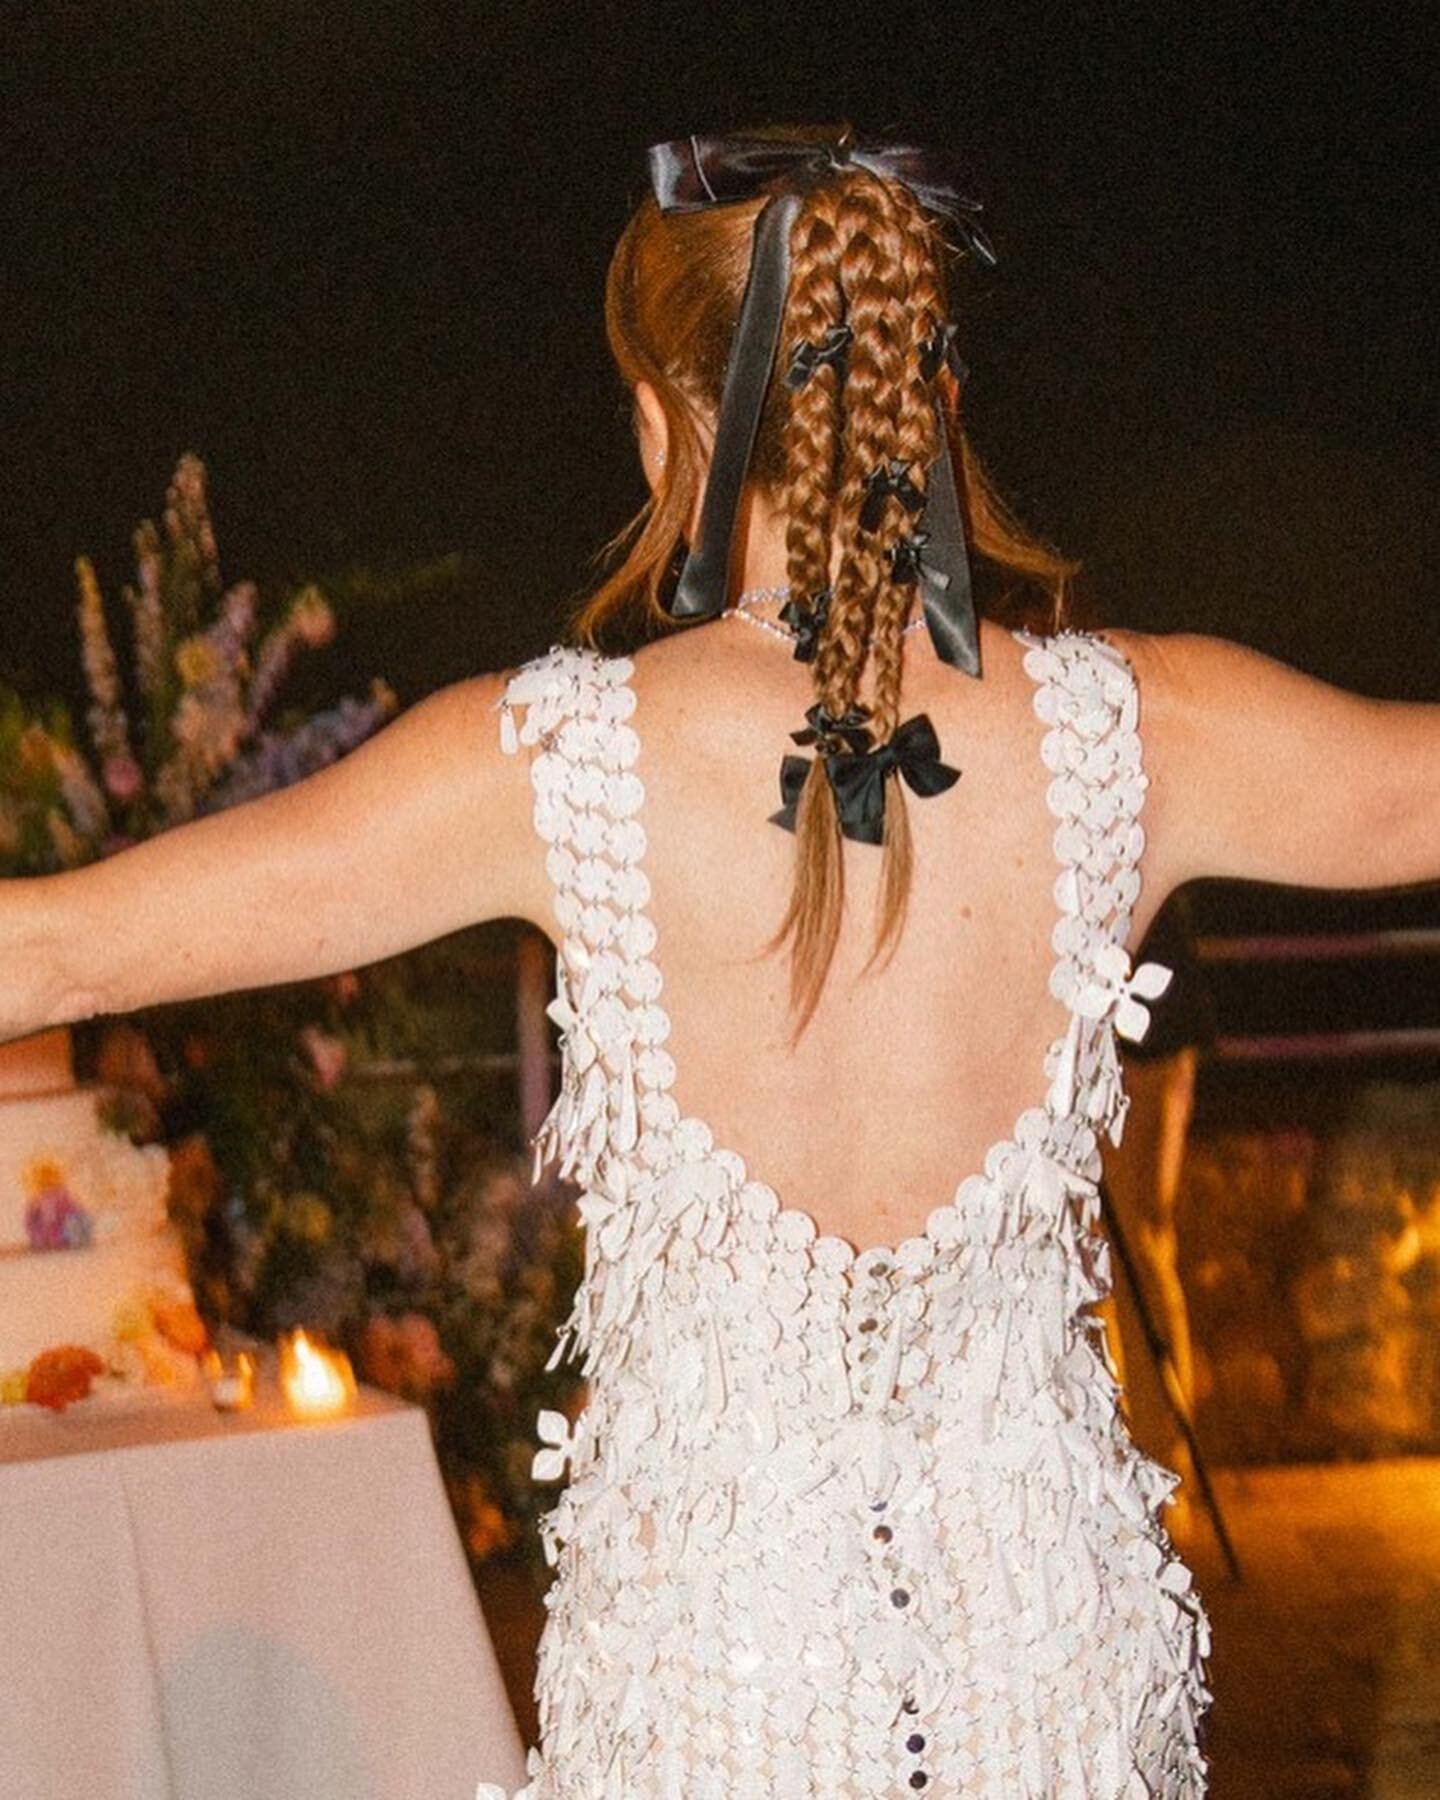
<box><xmin>278</xmin><ymin>1329</ymin><xmax>356</xmax><ymax>1421</ymax></box>
<box><xmin>202</xmin><ymin>1347</ymin><xmax>255</xmax><ymax>1412</ymax></box>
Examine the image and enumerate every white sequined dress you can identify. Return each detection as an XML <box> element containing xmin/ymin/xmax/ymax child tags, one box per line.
<box><xmin>477</xmin><ymin>630</ymin><xmax>1213</xmax><ymax>1799</ymax></box>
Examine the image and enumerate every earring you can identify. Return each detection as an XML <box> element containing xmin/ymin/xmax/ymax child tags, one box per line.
<box><xmin>654</xmin><ymin>449</ymin><xmax>667</xmax><ymax>468</ymax></box>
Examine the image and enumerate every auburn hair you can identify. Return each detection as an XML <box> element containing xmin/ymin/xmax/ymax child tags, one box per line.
<box><xmin>566</xmin><ymin>123</ymin><xmax>1079</xmax><ymax>1044</ymax></box>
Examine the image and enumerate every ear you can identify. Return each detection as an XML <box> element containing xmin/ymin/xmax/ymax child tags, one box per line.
<box><xmin>633</xmin><ymin>380</ymin><xmax>670</xmax><ymax>495</ymax></box>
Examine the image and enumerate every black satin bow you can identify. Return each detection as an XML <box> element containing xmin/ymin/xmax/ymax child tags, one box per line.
<box><xmin>647</xmin><ymin>131</ymin><xmax>990</xmax><ymax>678</ymax></box>
<box><xmin>648</xmin><ymin>135</ymin><xmax>998</xmax><ymax>267</ymax></box>
<box><xmin>887</xmin><ymin>528</ymin><xmax>948</xmax><ymax>590</ymax></box>
<box><xmin>784</xmin><ymin>324</ymin><xmax>853</xmax><ymax>390</ymax></box>
<box><xmin>769</xmin><ymin>710</ymin><xmax>962</xmax><ymax>845</ymax></box>
<box><xmin>860</xmin><ymin>459</ymin><xmax>928</xmax><ymax>533</ymax></box>
<box><xmin>778</xmin><ymin>590</ymin><xmax>830</xmax><ymax>663</ymax></box>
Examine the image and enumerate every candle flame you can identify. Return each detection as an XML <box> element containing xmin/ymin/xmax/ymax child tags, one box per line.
<box><xmin>279</xmin><ymin>1329</ymin><xmax>355</xmax><ymax>1419</ymax></box>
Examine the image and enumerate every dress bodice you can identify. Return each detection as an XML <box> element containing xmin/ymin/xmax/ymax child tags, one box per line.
<box><xmin>481</xmin><ymin>630</ymin><xmax>1212</xmax><ymax>1799</ymax></box>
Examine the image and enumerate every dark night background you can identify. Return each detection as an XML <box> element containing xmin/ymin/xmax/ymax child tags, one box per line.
<box><xmin>4</xmin><ymin>0</ymin><xmax>1438</xmax><ymax>1048</ymax></box>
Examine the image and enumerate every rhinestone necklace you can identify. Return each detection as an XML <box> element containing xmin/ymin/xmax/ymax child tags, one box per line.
<box><xmin>722</xmin><ymin>585</ymin><xmax>928</xmax><ymax>643</ymax></box>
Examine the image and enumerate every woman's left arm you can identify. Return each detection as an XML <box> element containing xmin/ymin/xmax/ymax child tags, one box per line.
<box><xmin>0</xmin><ymin>670</ymin><xmax>546</xmax><ymax>1046</ymax></box>
<box><xmin>1107</xmin><ymin>628</ymin><xmax>1440</xmax><ymax>901</ymax></box>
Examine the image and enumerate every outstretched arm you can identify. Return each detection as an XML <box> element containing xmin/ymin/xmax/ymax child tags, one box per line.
<box><xmin>1110</xmin><ymin>629</ymin><xmax>1440</xmax><ymax>898</ymax></box>
<box><xmin>0</xmin><ymin>670</ymin><xmax>547</xmax><ymax>1047</ymax></box>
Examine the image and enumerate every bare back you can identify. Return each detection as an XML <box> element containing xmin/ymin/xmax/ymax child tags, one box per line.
<box><xmin>503</xmin><ymin>615</ymin><xmax>1163</xmax><ymax>1258</ymax></box>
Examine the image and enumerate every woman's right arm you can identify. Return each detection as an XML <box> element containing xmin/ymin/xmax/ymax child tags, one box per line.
<box><xmin>0</xmin><ymin>668</ymin><xmax>550</xmax><ymax>1049</ymax></box>
<box><xmin>1109</xmin><ymin>629</ymin><xmax>1440</xmax><ymax>898</ymax></box>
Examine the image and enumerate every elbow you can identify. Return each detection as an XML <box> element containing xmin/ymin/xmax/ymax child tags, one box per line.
<box><xmin>1373</xmin><ymin>774</ymin><xmax>1439</xmax><ymax>890</ymax></box>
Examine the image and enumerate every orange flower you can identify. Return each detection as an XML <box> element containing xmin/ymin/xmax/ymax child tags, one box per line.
<box><xmin>21</xmin><ymin>1158</ymin><xmax>67</xmax><ymax>1200</ymax></box>
<box><xmin>357</xmin><ymin>1312</ymin><xmax>455</xmax><ymax>1400</ymax></box>
<box><xmin>25</xmin><ymin>1346</ymin><xmax>104</xmax><ymax>1411</ymax></box>
<box><xmin>454</xmin><ymin>1473</ymin><xmax>515</xmax><ymax>1559</ymax></box>
<box><xmin>150</xmin><ymin>1295</ymin><xmax>210</xmax><ymax>1356</ymax></box>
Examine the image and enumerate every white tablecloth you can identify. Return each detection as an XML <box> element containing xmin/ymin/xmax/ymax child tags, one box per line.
<box><xmin>0</xmin><ymin>1378</ymin><xmax>529</xmax><ymax>1800</ymax></box>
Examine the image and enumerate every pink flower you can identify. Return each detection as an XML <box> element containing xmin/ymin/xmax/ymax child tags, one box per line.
<box><xmin>288</xmin><ymin>587</ymin><xmax>336</xmax><ymax>648</ymax></box>
<box><xmin>357</xmin><ymin>1311</ymin><xmax>455</xmax><ymax>1399</ymax></box>
<box><xmin>395</xmin><ymin>1205</ymin><xmax>440</xmax><ymax>1282</ymax></box>
<box><xmin>102</xmin><ymin>754</ymin><xmax>144</xmax><ymax>802</ymax></box>
<box><xmin>299</xmin><ymin>1026</ymin><xmax>347</xmax><ymax>1090</ymax></box>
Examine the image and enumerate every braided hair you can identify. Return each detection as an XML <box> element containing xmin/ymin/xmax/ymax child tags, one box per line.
<box><xmin>569</xmin><ymin>124</ymin><xmax>1078</xmax><ymax>1043</ymax></box>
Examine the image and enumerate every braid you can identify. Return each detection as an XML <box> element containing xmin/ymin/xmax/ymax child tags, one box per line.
<box><xmin>782</xmin><ymin>195</ymin><xmax>844</xmax><ymax>624</ymax></box>
<box><xmin>817</xmin><ymin>177</ymin><xmax>909</xmax><ymax>725</ymax></box>
<box><xmin>766</xmin><ymin>188</ymin><xmax>849</xmax><ymax>1012</ymax></box>
<box><xmin>861</xmin><ymin>183</ymin><xmax>948</xmax><ymax>972</ymax></box>
<box><xmin>768</xmin><ymin>169</ymin><xmax>954</xmax><ymax>1034</ymax></box>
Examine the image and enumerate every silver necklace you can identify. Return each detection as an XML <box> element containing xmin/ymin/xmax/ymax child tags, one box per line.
<box><xmin>722</xmin><ymin>584</ymin><xmax>928</xmax><ymax>642</ymax></box>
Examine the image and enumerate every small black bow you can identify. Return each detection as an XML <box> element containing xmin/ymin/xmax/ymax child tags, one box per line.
<box><xmin>887</xmin><ymin>529</ymin><xmax>950</xmax><ymax>591</ymax></box>
<box><xmin>789</xmin><ymin>699</ymin><xmax>873</xmax><ymax>753</ymax></box>
<box><xmin>784</xmin><ymin>324</ymin><xmax>854</xmax><ymax>390</ymax></box>
<box><xmin>860</xmin><ymin>459</ymin><xmax>928</xmax><ymax>533</ymax></box>
<box><xmin>778</xmin><ymin>589</ymin><xmax>831</xmax><ymax>663</ymax></box>
<box><xmin>769</xmin><ymin>711</ymin><xmax>961</xmax><ymax>845</ymax></box>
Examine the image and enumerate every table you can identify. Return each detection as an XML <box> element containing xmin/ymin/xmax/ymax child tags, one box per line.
<box><xmin>0</xmin><ymin>1372</ymin><xmax>530</xmax><ymax>1800</ymax></box>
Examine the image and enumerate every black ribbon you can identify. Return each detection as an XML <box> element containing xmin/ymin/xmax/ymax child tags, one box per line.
<box><xmin>860</xmin><ymin>459</ymin><xmax>927</xmax><ymax>533</ymax></box>
<box><xmin>778</xmin><ymin>589</ymin><xmax>830</xmax><ymax>663</ymax></box>
<box><xmin>769</xmin><ymin>711</ymin><xmax>962</xmax><ymax>845</ymax></box>
<box><xmin>920</xmin><ymin>319</ymin><xmax>970</xmax><ymax>387</ymax></box>
<box><xmin>784</xmin><ymin>323</ymin><xmax>853</xmax><ymax>390</ymax></box>
<box><xmin>647</xmin><ymin>132</ymin><xmax>991</xmax><ymax>678</ymax></box>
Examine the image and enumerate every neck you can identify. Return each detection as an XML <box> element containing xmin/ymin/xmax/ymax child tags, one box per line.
<box><xmin>732</xmin><ymin>486</ymin><xmax>793</xmax><ymax>594</ymax></box>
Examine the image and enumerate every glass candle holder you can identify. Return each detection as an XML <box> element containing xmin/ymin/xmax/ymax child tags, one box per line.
<box><xmin>202</xmin><ymin>1346</ymin><xmax>255</xmax><ymax>1413</ymax></box>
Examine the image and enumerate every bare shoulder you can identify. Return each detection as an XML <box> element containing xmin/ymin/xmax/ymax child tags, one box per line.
<box><xmin>1095</xmin><ymin>625</ymin><xmax>1440</xmax><ymax>894</ymax></box>
<box><xmin>376</xmin><ymin>663</ymin><xmax>560</xmax><ymax>936</ymax></box>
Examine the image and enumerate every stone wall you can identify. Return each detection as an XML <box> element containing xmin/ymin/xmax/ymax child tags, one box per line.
<box><xmin>1178</xmin><ymin>1081</ymin><xmax>1440</xmax><ymax>1463</ymax></box>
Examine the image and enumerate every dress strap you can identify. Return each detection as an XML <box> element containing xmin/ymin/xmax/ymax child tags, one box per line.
<box><xmin>1014</xmin><ymin>629</ymin><xmax>1173</xmax><ymax>1147</ymax></box>
<box><xmin>492</xmin><ymin>644</ymin><xmax>665</xmax><ymax>1193</ymax></box>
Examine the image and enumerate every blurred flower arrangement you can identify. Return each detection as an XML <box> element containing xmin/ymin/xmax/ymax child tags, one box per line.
<box><xmin>0</xmin><ymin>452</ymin><xmax>396</xmax><ymax>873</ymax></box>
<box><xmin>1</xmin><ymin>456</ymin><xmax>583</xmax><ymax>1585</ymax></box>
<box><xmin>106</xmin><ymin>952</ymin><xmax>584</xmax><ymax>1581</ymax></box>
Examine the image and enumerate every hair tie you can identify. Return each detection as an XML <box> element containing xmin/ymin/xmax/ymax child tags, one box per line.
<box><xmin>789</xmin><ymin>699</ymin><xmax>873</xmax><ymax>754</ymax></box>
<box><xmin>784</xmin><ymin>324</ymin><xmax>853</xmax><ymax>391</ymax></box>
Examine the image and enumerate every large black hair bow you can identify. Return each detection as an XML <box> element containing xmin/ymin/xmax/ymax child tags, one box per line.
<box><xmin>769</xmin><ymin>710</ymin><xmax>961</xmax><ymax>845</ymax></box>
<box><xmin>648</xmin><ymin>135</ymin><xmax>998</xmax><ymax>267</ymax></box>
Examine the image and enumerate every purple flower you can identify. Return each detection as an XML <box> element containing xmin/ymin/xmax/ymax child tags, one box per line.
<box><xmin>25</xmin><ymin>1188</ymin><xmax>93</xmax><ymax>1252</ymax></box>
